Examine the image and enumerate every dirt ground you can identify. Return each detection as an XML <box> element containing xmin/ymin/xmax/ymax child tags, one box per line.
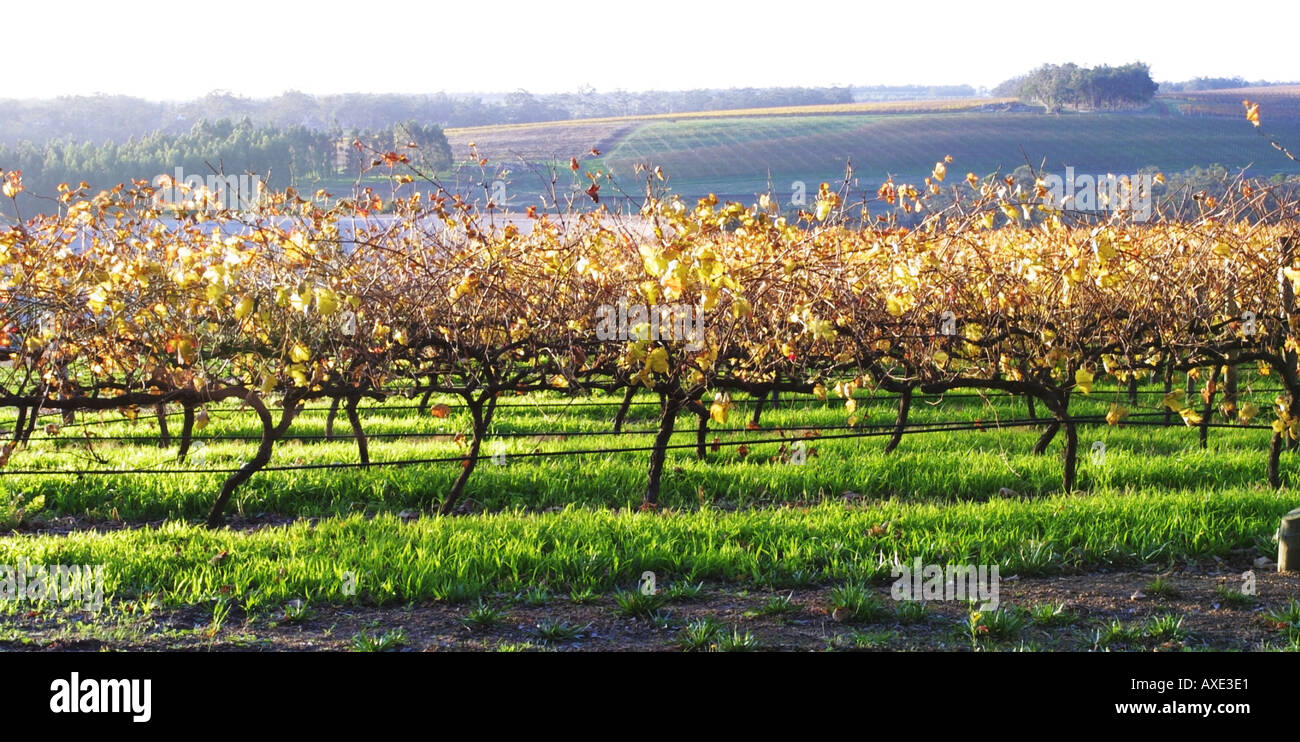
<box><xmin>3</xmin><ymin>553</ymin><xmax>1298</xmax><ymax>652</ymax></box>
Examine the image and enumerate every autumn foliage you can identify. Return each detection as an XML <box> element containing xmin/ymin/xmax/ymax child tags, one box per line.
<box><xmin>0</xmin><ymin>138</ymin><xmax>1297</xmax><ymax>526</ymax></box>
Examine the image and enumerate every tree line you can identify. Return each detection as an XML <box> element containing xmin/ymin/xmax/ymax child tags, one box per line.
<box><xmin>1157</xmin><ymin>77</ymin><xmax>1292</xmax><ymax>93</ymax></box>
<box><xmin>0</xmin><ymin>118</ymin><xmax>452</xmax><ymax>216</ymax></box>
<box><xmin>995</xmin><ymin>63</ymin><xmax>1158</xmax><ymax>112</ymax></box>
<box><xmin>0</xmin><ymin>87</ymin><xmax>855</xmax><ymax>149</ymax></box>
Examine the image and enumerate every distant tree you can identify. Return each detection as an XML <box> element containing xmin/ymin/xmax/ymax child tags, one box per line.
<box><xmin>1014</xmin><ymin>63</ymin><xmax>1079</xmax><ymax>112</ymax></box>
<box><xmin>992</xmin><ymin>76</ymin><xmax>1025</xmax><ymax>98</ymax></box>
<box><xmin>393</xmin><ymin>120</ymin><xmax>452</xmax><ymax>171</ymax></box>
<box><xmin>1001</xmin><ymin>62</ymin><xmax>1156</xmax><ymax>112</ymax></box>
<box><xmin>1160</xmin><ymin>77</ymin><xmax>1248</xmax><ymax>93</ymax></box>
<box><xmin>0</xmin><ymin>117</ymin><xmax>449</xmax><ymax>211</ymax></box>
<box><xmin>502</xmin><ymin>90</ymin><xmax>568</xmax><ymax>124</ymax></box>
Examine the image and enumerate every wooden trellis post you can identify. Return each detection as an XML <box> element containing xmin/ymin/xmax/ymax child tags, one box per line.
<box><xmin>1280</xmin><ymin>507</ymin><xmax>1300</xmax><ymax>572</ymax></box>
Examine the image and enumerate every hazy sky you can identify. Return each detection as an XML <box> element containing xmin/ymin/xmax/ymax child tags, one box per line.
<box><xmin>9</xmin><ymin>0</ymin><xmax>1294</xmax><ymax>100</ymax></box>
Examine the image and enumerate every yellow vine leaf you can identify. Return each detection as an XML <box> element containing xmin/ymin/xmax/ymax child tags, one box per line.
<box><xmin>315</xmin><ymin>289</ymin><xmax>339</xmax><ymax>316</ymax></box>
<box><xmin>1162</xmin><ymin>391</ymin><xmax>1185</xmax><ymax>411</ymax></box>
<box><xmin>709</xmin><ymin>393</ymin><xmax>731</xmax><ymax>424</ymax></box>
<box><xmin>1239</xmin><ymin>402</ymin><xmax>1259</xmax><ymax>424</ymax></box>
<box><xmin>1074</xmin><ymin>368</ymin><xmax>1094</xmax><ymax>394</ymax></box>
<box><xmin>1244</xmin><ymin>100</ymin><xmax>1260</xmax><ymax>127</ymax></box>
<box><xmin>1106</xmin><ymin>404</ymin><xmax>1129</xmax><ymax>426</ymax></box>
<box><xmin>647</xmin><ymin>347</ymin><xmax>669</xmax><ymax>374</ymax></box>
<box><xmin>234</xmin><ymin>295</ymin><xmax>255</xmax><ymax>320</ymax></box>
<box><xmin>885</xmin><ymin>295</ymin><xmax>906</xmax><ymax>317</ymax></box>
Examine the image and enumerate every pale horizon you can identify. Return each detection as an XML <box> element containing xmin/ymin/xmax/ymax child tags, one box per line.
<box><xmin>6</xmin><ymin>0</ymin><xmax>1294</xmax><ymax>101</ymax></box>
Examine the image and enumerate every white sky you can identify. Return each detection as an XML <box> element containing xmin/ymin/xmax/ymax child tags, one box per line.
<box><xmin>6</xmin><ymin>0</ymin><xmax>1295</xmax><ymax>100</ymax></box>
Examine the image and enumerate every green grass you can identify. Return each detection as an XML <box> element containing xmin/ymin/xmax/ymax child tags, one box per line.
<box><xmin>458</xmin><ymin>600</ymin><xmax>506</xmax><ymax>631</ymax></box>
<box><xmin>1213</xmin><ymin>585</ymin><xmax>1256</xmax><ymax>608</ymax></box>
<box><xmin>493</xmin><ymin>640</ymin><xmax>541</xmax><ymax>652</ymax></box>
<box><xmin>613</xmin><ymin>589</ymin><xmax>668</xmax><ymax>619</ymax></box>
<box><xmin>1027</xmin><ymin>603</ymin><xmax>1075</xmax><ymax>626</ymax></box>
<box><xmin>514</xmin><ymin>586</ymin><xmax>552</xmax><ymax>607</ymax></box>
<box><xmin>676</xmin><ymin>616</ymin><xmax>723</xmax><ymax>651</ymax></box>
<box><xmin>717</xmin><ymin>627</ymin><xmax>761</xmax><ymax>652</ymax></box>
<box><xmin>1096</xmin><ymin>618</ymin><xmax>1143</xmax><ymax>648</ymax></box>
<box><xmin>830</xmin><ymin>628</ymin><xmax>900</xmax><ymax>651</ymax></box>
<box><xmin>1144</xmin><ymin>614</ymin><xmax>1188</xmax><ymax>643</ymax></box>
<box><xmin>1095</xmin><ymin>614</ymin><xmax>1189</xmax><ymax>649</ymax></box>
<box><xmin>1143</xmin><ymin>576</ymin><xmax>1181</xmax><ymax>599</ymax></box>
<box><xmin>0</xmin><ymin>488</ymin><xmax>1291</xmax><ymax>614</ymax></box>
<box><xmin>748</xmin><ymin>592</ymin><xmax>802</xmax><ymax>617</ymax></box>
<box><xmin>829</xmin><ymin>583</ymin><xmax>887</xmax><ymax>623</ymax></box>
<box><xmin>970</xmin><ymin>606</ymin><xmax>1027</xmax><ymax>642</ymax></box>
<box><xmin>893</xmin><ymin>600</ymin><xmax>929</xmax><ymax>624</ymax></box>
<box><xmin>277</xmin><ymin>598</ymin><xmax>312</xmax><ymax>624</ymax></box>
<box><xmin>533</xmin><ymin>619</ymin><xmax>588</xmax><ymax>643</ymax></box>
<box><xmin>1</xmin><ymin>380</ymin><xmax>1292</xmax><ymax>522</ymax></box>
<box><xmin>0</xmin><ymin>380</ymin><xmax>1297</xmax><ymax>628</ymax></box>
<box><xmin>351</xmin><ymin>629</ymin><xmax>406</xmax><ymax>652</ymax></box>
<box><xmin>1266</xmin><ymin>598</ymin><xmax>1300</xmax><ymax>628</ymax></box>
<box><xmin>662</xmin><ymin>581</ymin><xmax>705</xmax><ymax>602</ymax></box>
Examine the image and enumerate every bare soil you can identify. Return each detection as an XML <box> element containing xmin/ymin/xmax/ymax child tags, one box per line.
<box><xmin>4</xmin><ymin>556</ymin><xmax>1297</xmax><ymax>652</ymax></box>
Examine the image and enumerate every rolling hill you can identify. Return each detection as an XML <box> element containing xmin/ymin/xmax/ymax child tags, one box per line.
<box><xmin>439</xmin><ymin>91</ymin><xmax>1300</xmax><ymax>210</ymax></box>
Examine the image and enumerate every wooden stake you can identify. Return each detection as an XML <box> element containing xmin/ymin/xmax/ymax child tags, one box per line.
<box><xmin>1280</xmin><ymin>507</ymin><xmax>1300</xmax><ymax>573</ymax></box>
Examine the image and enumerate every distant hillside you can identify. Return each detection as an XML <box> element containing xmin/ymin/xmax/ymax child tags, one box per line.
<box><xmin>1158</xmin><ymin>85</ymin><xmax>1300</xmax><ymax>119</ymax></box>
<box><xmin>438</xmin><ymin>100</ymin><xmax>1300</xmax><ymax>212</ymax></box>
